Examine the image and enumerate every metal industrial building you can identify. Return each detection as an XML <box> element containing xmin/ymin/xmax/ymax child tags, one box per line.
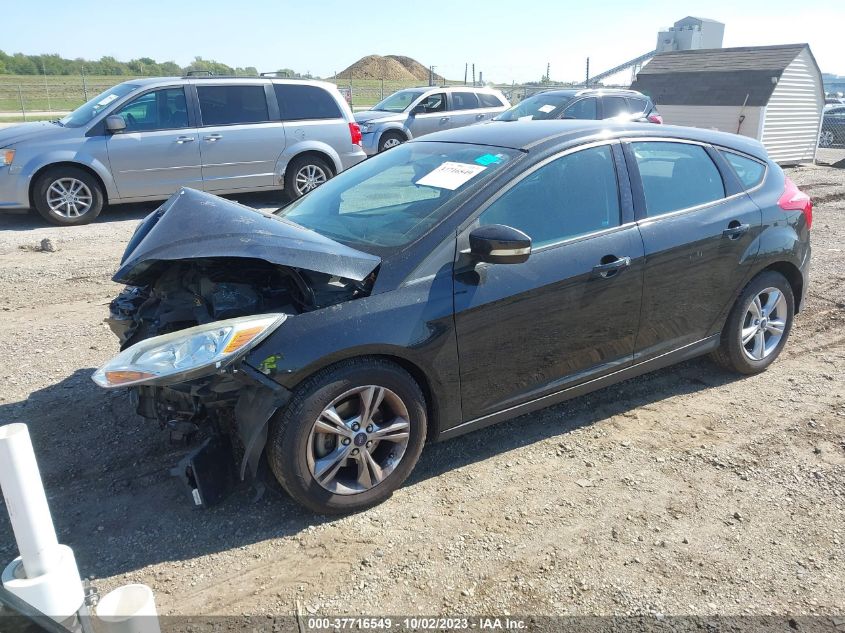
<box><xmin>631</xmin><ymin>44</ymin><xmax>824</xmax><ymax>165</ymax></box>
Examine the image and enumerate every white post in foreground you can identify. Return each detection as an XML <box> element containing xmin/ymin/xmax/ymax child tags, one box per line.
<box><xmin>0</xmin><ymin>423</ymin><xmax>84</xmax><ymax>620</ymax></box>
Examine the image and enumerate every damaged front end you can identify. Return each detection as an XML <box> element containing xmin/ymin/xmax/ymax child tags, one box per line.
<box><xmin>93</xmin><ymin>188</ymin><xmax>381</xmax><ymax>506</ymax></box>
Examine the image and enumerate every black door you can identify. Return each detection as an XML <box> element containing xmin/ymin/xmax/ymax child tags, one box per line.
<box><xmin>453</xmin><ymin>143</ymin><xmax>645</xmax><ymax>421</ymax></box>
<box><xmin>626</xmin><ymin>140</ymin><xmax>761</xmax><ymax>360</ymax></box>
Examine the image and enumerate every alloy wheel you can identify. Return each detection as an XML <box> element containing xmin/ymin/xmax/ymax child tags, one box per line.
<box><xmin>46</xmin><ymin>178</ymin><xmax>93</xmax><ymax>219</ymax></box>
<box><xmin>294</xmin><ymin>164</ymin><xmax>328</xmax><ymax>195</ymax></box>
<box><xmin>382</xmin><ymin>137</ymin><xmax>402</xmax><ymax>150</ymax></box>
<box><xmin>819</xmin><ymin>130</ymin><xmax>835</xmax><ymax>148</ymax></box>
<box><xmin>307</xmin><ymin>385</ymin><xmax>411</xmax><ymax>495</ymax></box>
<box><xmin>741</xmin><ymin>287</ymin><xmax>787</xmax><ymax>361</ymax></box>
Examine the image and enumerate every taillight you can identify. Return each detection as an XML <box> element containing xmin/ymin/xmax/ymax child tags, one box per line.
<box><xmin>647</xmin><ymin>113</ymin><xmax>663</xmax><ymax>124</ymax></box>
<box><xmin>778</xmin><ymin>177</ymin><xmax>812</xmax><ymax>229</ymax></box>
<box><xmin>349</xmin><ymin>122</ymin><xmax>362</xmax><ymax>146</ymax></box>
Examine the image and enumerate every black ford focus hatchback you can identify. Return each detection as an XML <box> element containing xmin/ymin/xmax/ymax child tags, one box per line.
<box><xmin>94</xmin><ymin>121</ymin><xmax>812</xmax><ymax>514</ymax></box>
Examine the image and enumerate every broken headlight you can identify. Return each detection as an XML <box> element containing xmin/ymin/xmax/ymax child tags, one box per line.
<box><xmin>92</xmin><ymin>313</ymin><xmax>286</xmax><ymax>388</ymax></box>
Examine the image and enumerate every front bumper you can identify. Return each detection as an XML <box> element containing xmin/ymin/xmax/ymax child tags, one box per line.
<box><xmin>0</xmin><ymin>166</ymin><xmax>31</xmax><ymax>210</ymax></box>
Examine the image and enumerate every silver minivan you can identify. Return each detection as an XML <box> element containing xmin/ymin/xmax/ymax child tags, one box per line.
<box><xmin>0</xmin><ymin>76</ymin><xmax>366</xmax><ymax>225</ymax></box>
<box><xmin>354</xmin><ymin>86</ymin><xmax>510</xmax><ymax>155</ymax></box>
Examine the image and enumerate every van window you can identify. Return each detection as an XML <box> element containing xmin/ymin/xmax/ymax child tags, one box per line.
<box><xmin>478</xmin><ymin>93</ymin><xmax>505</xmax><ymax>108</ymax></box>
<box><xmin>632</xmin><ymin>142</ymin><xmax>725</xmax><ymax>216</ymax></box>
<box><xmin>197</xmin><ymin>85</ymin><xmax>270</xmax><ymax>125</ymax></box>
<box><xmin>113</xmin><ymin>88</ymin><xmax>189</xmax><ymax>131</ymax></box>
<box><xmin>563</xmin><ymin>97</ymin><xmax>597</xmax><ymax>119</ymax></box>
<box><xmin>602</xmin><ymin>96</ymin><xmax>629</xmax><ymax>118</ymax></box>
<box><xmin>274</xmin><ymin>84</ymin><xmax>342</xmax><ymax>121</ymax></box>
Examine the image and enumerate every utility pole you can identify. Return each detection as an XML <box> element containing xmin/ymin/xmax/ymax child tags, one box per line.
<box><xmin>546</xmin><ymin>62</ymin><xmax>550</xmax><ymax>83</ymax></box>
<box><xmin>479</xmin><ymin>71</ymin><xmax>483</xmax><ymax>85</ymax></box>
<box><xmin>42</xmin><ymin>62</ymin><xmax>51</xmax><ymax>113</ymax></box>
<box><xmin>585</xmin><ymin>57</ymin><xmax>590</xmax><ymax>87</ymax></box>
<box><xmin>81</xmin><ymin>66</ymin><xmax>88</xmax><ymax>101</ymax></box>
<box><xmin>464</xmin><ymin>63</ymin><xmax>468</xmax><ymax>86</ymax></box>
<box><xmin>429</xmin><ymin>65</ymin><xmax>436</xmax><ymax>87</ymax></box>
<box><xmin>472</xmin><ymin>64</ymin><xmax>476</xmax><ymax>87</ymax></box>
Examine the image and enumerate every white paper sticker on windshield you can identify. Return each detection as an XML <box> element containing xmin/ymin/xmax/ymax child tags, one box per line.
<box><xmin>97</xmin><ymin>94</ymin><xmax>119</xmax><ymax>107</ymax></box>
<box><xmin>415</xmin><ymin>162</ymin><xmax>486</xmax><ymax>190</ymax></box>
<box><xmin>518</xmin><ymin>115</ymin><xmax>534</xmax><ymax>121</ymax></box>
<box><xmin>538</xmin><ymin>104</ymin><xmax>556</xmax><ymax>113</ymax></box>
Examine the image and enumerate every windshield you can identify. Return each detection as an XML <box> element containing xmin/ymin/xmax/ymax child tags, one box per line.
<box><xmin>60</xmin><ymin>83</ymin><xmax>140</xmax><ymax>128</ymax></box>
<box><xmin>372</xmin><ymin>89</ymin><xmax>426</xmax><ymax>113</ymax></box>
<box><xmin>495</xmin><ymin>93</ymin><xmax>575</xmax><ymax>121</ymax></box>
<box><xmin>277</xmin><ymin>142</ymin><xmax>517</xmax><ymax>256</ymax></box>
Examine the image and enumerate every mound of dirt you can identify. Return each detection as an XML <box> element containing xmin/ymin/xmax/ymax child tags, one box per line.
<box><xmin>334</xmin><ymin>54</ymin><xmax>444</xmax><ymax>82</ymax></box>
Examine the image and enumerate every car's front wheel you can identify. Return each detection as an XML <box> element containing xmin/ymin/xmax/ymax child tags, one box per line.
<box><xmin>32</xmin><ymin>166</ymin><xmax>104</xmax><ymax>226</ymax></box>
<box><xmin>378</xmin><ymin>131</ymin><xmax>406</xmax><ymax>152</ymax></box>
<box><xmin>711</xmin><ymin>270</ymin><xmax>795</xmax><ymax>374</ymax></box>
<box><xmin>267</xmin><ymin>359</ymin><xmax>427</xmax><ymax>514</ymax></box>
<box><xmin>819</xmin><ymin>129</ymin><xmax>835</xmax><ymax>148</ymax></box>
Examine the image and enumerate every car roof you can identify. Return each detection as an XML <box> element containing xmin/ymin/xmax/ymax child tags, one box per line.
<box><xmin>414</xmin><ymin>120</ymin><xmax>769</xmax><ymax>160</ymax></box>
<box><xmin>118</xmin><ymin>76</ymin><xmax>340</xmax><ymax>90</ymax></box>
<box><xmin>524</xmin><ymin>88</ymin><xmax>648</xmax><ymax>98</ymax></box>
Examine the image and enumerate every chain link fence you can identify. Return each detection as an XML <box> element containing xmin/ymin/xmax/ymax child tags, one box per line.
<box><xmin>816</xmin><ymin>104</ymin><xmax>845</xmax><ymax>167</ymax></box>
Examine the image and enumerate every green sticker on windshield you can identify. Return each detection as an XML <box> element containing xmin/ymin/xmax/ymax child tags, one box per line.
<box><xmin>475</xmin><ymin>153</ymin><xmax>504</xmax><ymax>166</ymax></box>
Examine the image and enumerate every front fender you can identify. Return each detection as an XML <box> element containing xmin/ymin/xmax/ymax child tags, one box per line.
<box><xmin>375</xmin><ymin>121</ymin><xmax>413</xmax><ymax>141</ymax></box>
<box><xmin>20</xmin><ymin>149</ymin><xmax>118</xmax><ymax>202</ymax></box>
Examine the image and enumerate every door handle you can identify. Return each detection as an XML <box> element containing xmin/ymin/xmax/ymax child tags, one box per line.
<box><xmin>175</xmin><ymin>136</ymin><xmax>195</xmax><ymax>144</ymax></box>
<box><xmin>592</xmin><ymin>256</ymin><xmax>631</xmax><ymax>278</ymax></box>
<box><xmin>476</xmin><ymin>113</ymin><xmax>485</xmax><ymax>119</ymax></box>
<box><xmin>440</xmin><ymin>117</ymin><xmax>450</xmax><ymax>122</ymax></box>
<box><xmin>722</xmin><ymin>222</ymin><xmax>750</xmax><ymax>240</ymax></box>
<box><xmin>204</xmin><ymin>134</ymin><xmax>222</xmax><ymax>142</ymax></box>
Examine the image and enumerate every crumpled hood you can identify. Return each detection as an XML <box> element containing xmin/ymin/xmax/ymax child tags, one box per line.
<box><xmin>0</xmin><ymin>121</ymin><xmax>70</xmax><ymax>147</ymax></box>
<box><xmin>353</xmin><ymin>110</ymin><xmax>405</xmax><ymax>124</ymax></box>
<box><xmin>114</xmin><ymin>188</ymin><xmax>381</xmax><ymax>285</ymax></box>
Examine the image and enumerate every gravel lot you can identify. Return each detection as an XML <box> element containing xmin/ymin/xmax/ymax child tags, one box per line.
<box><xmin>0</xmin><ymin>167</ymin><xmax>843</xmax><ymax>619</ymax></box>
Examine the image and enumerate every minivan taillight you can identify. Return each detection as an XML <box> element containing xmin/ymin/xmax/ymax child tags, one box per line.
<box><xmin>778</xmin><ymin>177</ymin><xmax>812</xmax><ymax>229</ymax></box>
<box><xmin>647</xmin><ymin>112</ymin><xmax>663</xmax><ymax>124</ymax></box>
<box><xmin>349</xmin><ymin>122</ymin><xmax>362</xmax><ymax>146</ymax></box>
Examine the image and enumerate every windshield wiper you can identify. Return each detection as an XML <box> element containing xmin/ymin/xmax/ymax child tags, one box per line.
<box><xmin>49</xmin><ymin>119</ymin><xmax>64</xmax><ymax>126</ymax></box>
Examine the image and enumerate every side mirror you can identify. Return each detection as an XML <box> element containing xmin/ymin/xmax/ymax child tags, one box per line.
<box><xmin>105</xmin><ymin>115</ymin><xmax>126</xmax><ymax>133</ymax></box>
<box><xmin>468</xmin><ymin>224</ymin><xmax>531</xmax><ymax>264</ymax></box>
<box><xmin>410</xmin><ymin>104</ymin><xmax>426</xmax><ymax>116</ymax></box>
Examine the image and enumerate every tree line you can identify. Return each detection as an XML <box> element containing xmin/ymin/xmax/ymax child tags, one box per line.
<box><xmin>0</xmin><ymin>50</ymin><xmax>310</xmax><ymax>78</ymax></box>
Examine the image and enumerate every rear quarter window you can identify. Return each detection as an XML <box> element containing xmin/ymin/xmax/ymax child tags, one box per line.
<box><xmin>274</xmin><ymin>84</ymin><xmax>342</xmax><ymax>121</ymax></box>
<box><xmin>478</xmin><ymin>93</ymin><xmax>505</xmax><ymax>108</ymax></box>
<box><xmin>720</xmin><ymin>150</ymin><xmax>766</xmax><ymax>189</ymax></box>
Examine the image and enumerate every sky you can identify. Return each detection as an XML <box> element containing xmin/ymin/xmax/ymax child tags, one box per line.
<box><xmin>3</xmin><ymin>0</ymin><xmax>844</xmax><ymax>82</ymax></box>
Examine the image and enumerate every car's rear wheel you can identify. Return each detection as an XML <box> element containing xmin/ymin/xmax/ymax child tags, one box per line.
<box><xmin>267</xmin><ymin>358</ymin><xmax>427</xmax><ymax>514</ymax></box>
<box><xmin>378</xmin><ymin>131</ymin><xmax>405</xmax><ymax>152</ymax></box>
<box><xmin>711</xmin><ymin>271</ymin><xmax>794</xmax><ymax>374</ymax></box>
<box><xmin>284</xmin><ymin>155</ymin><xmax>333</xmax><ymax>200</ymax></box>
<box><xmin>32</xmin><ymin>166</ymin><xmax>104</xmax><ymax>226</ymax></box>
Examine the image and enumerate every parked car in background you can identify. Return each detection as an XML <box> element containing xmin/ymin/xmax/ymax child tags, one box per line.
<box><xmin>93</xmin><ymin>120</ymin><xmax>811</xmax><ymax>514</ymax></box>
<box><xmin>0</xmin><ymin>76</ymin><xmax>365</xmax><ymax>226</ymax></box>
<box><xmin>819</xmin><ymin>106</ymin><xmax>845</xmax><ymax>148</ymax></box>
<box><xmin>494</xmin><ymin>88</ymin><xmax>662</xmax><ymax>124</ymax></box>
<box><xmin>353</xmin><ymin>86</ymin><xmax>510</xmax><ymax>154</ymax></box>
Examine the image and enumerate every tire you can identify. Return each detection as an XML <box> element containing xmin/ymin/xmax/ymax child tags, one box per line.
<box><xmin>284</xmin><ymin>155</ymin><xmax>334</xmax><ymax>200</ymax></box>
<box><xmin>378</xmin><ymin>131</ymin><xmax>406</xmax><ymax>153</ymax></box>
<box><xmin>819</xmin><ymin>129</ymin><xmax>834</xmax><ymax>148</ymax></box>
<box><xmin>267</xmin><ymin>358</ymin><xmax>427</xmax><ymax>514</ymax></box>
<box><xmin>32</xmin><ymin>166</ymin><xmax>104</xmax><ymax>226</ymax></box>
<box><xmin>710</xmin><ymin>271</ymin><xmax>794</xmax><ymax>375</ymax></box>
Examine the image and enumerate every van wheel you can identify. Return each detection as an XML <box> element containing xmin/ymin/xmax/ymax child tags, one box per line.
<box><xmin>33</xmin><ymin>166</ymin><xmax>104</xmax><ymax>226</ymax></box>
<box><xmin>285</xmin><ymin>155</ymin><xmax>333</xmax><ymax>199</ymax></box>
<box><xmin>267</xmin><ymin>358</ymin><xmax>427</xmax><ymax>514</ymax></box>
<box><xmin>711</xmin><ymin>271</ymin><xmax>794</xmax><ymax>374</ymax></box>
<box><xmin>378</xmin><ymin>131</ymin><xmax>405</xmax><ymax>152</ymax></box>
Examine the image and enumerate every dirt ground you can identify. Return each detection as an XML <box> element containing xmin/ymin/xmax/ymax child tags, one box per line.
<box><xmin>0</xmin><ymin>168</ymin><xmax>843</xmax><ymax>620</ymax></box>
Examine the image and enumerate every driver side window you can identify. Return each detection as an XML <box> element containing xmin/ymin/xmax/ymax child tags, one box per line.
<box><xmin>113</xmin><ymin>88</ymin><xmax>189</xmax><ymax>132</ymax></box>
<box><xmin>417</xmin><ymin>93</ymin><xmax>445</xmax><ymax>113</ymax></box>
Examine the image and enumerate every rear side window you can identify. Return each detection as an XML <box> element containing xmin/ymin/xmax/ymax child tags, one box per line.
<box><xmin>564</xmin><ymin>97</ymin><xmax>597</xmax><ymax>119</ymax></box>
<box><xmin>274</xmin><ymin>84</ymin><xmax>342</xmax><ymax>121</ymax></box>
<box><xmin>720</xmin><ymin>151</ymin><xmax>766</xmax><ymax>189</ymax></box>
<box><xmin>479</xmin><ymin>144</ymin><xmax>620</xmax><ymax>247</ymax></box>
<box><xmin>602</xmin><ymin>96</ymin><xmax>629</xmax><ymax>118</ymax></box>
<box><xmin>451</xmin><ymin>92</ymin><xmax>480</xmax><ymax>110</ymax></box>
<box><xmin>478</xmin><ymin>93</ymin><xmax>505</xmax><ymax>107</ymax></box>
<box><xmin>632</xmin><ymin>141</ymin><xmax>725</xmax><ymax>216</ymax></box>
<box><xmin>197</xmin><ymin>85</ymin><xmax>270</xmax><ymax>125</ymax></box>
<box><xmin>626</xmin><ymin>97</ymin><xmax>648</xmax><ymax>116</ymax></box>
